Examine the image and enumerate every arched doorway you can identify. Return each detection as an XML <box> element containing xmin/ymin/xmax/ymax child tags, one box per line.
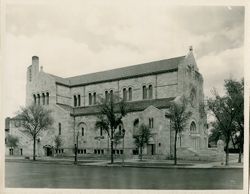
<box><xmin>43</xmin><ymin>145</ymin><xmax>53</xmax><ymax>156</ymax></box>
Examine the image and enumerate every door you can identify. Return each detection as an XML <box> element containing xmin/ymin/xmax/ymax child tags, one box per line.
<box><xmin>147</xmin><ymin>144</ymin><xmax>155</xmax><ymax>155</ymax></box>
<box><xmin>46</xmin><ymin>148</ymin><xmax>52</xmax><ymax>156</ymax></box>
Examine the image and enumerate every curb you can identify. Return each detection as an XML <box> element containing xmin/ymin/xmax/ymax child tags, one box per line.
<box><xmin>5</xmin><ymin>159</ymin><xmax>243</xmax><ymax>169</ymax></box>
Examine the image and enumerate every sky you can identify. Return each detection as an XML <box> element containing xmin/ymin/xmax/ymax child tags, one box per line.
<box><xmin>2</xmin><ymin>0</ymin><xmax>245</xmax><ymax>118</ymax></box>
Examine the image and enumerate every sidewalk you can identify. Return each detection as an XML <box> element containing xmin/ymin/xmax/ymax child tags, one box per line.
<box><xmin>5</xmin><ymin>155</ymin><xmax>243</xmax><ymax>169</ymax></box>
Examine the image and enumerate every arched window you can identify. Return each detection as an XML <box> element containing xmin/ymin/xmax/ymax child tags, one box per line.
<box><xmin>74</xmin><ymin>95</ymin><xmax>77</xmax><ymax>107</ymax></box>
<box><xmin>46</xmin><ymin>92</ymin><xmax>49</xmax><ymax>105</ymax></box>
<box><xmin>148</xmin><ymin>85</ymin><xmax>153</xmax><ymax>99</ymax></box>
<box><xmin>133</xmin><ymin>119</ymin><xmax>139</xmax><ymax>136</ymax></box>
<box><xmin>33</xmin><ymin>94</ymin><xmax>36</xmax><ymax>104</ymax></box>
<box><xmin>81</xmin><ymin>127</ymin><xmax>84</xmax><ymax>136</ymax></box>
<box><xmin>110</xmin><ymin>90</ymin><xmax>113</xmax><ymax>101</ymax></box>
<box><xmin>118</xmin><ymin>124</ymin><xmax>122</xmax><ymax>135</ymax></box>
<box><xmin>59</xmin><ymin>123</ymin><xmax>62</xmax><ymax>135</ymax></box>
<box><xmin>42</xmin><ymin>93</ymin><xmax>45</xmax><ymax>105</ymax></box>
<box><xmin>37</xmin><ymin>94</ymin><xmax>40</xmax><ymax>105</ymax></box>
<box><xmin>128</xmin><ymin>87</ymin><xmax>132</xmax><ymax>101</ymax></box>
<box><xmin>100</xmin><ymin>127</ymin><xmax>103</xmax><ymax>136</ymax></box>
<box><xmin>123</xmin><ymin>88</ymin><xmax>127</xmax><ymax>101</ymax></box>
<box><xmin>190</xmin><ymin>121</ymin><xmax>196</xmax><ymax>132</ymax></box>
<box><xmin>93</xmin><ymin>92</ymin><xmax>96</xmax><ymax>104</ymax></box>
<box><xmin>105</xmin><ymin>91</ymin><xmax>108</xmax><ymax>102</ymax></box>
<box><xmin>78</xmin><ymin>95</ymin><xmax>81</xmax><ymax>106</ymax></box>
<box><xmin>149</xmin><ymin>118</ymin><xmax>154</xmax><ymax>128</ymax></box>
<box><xmin>89</xmin><ymin>93</ymin><xmax>92</xmax><ymax>105</ymax></box>
<box><xmin>143</xmin><ymin>86</ymin><xmax>147</xmax><ymax>99</ymax></box>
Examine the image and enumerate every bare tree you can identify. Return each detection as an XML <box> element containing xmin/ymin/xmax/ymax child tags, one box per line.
<box><xmin>17</xmin><ymin>103</ymin><xmax>53</xmax><ymax>160</ymax></box>
<box><xmin>167</xmin><ymin>96</ymin><xmax>192</xmax><ymax>165</ymax></box>
<box><xmin>54</xmin><ymin>135</ymin><xmax>62</xmax><ymax>149</ymax></box>
<box><xmin>133</xmin><ymin>123</ymin><xmax>151</xmax><ymax>161</ymax></box>
<box><xmin>6</xmin><ymin>134</ymin><xmax>19</xmax><ymax>149</ymax></box>
<box><xmin>95</xmin><ymin>94</ymin><xmax>126</xmax><ymax>164</ymax></box>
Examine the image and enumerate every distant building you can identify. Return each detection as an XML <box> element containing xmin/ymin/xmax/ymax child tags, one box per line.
<box><xmin>6</xmin><ymin>47</ymin><xmax>209</xmax><ymax>159</ymax></box>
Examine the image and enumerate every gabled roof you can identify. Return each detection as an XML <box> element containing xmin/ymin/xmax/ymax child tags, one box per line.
<box><xmin>57</xmin><ymin>97</ymin><xmax>174</xmax><ymax>116</ymax></box>
<box><xmin>53</xmin><ymin>56</ymin><xmax>185</xmax><ymax>87</ymax></box>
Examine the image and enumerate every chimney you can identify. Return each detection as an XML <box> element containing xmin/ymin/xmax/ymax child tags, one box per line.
<box><xmin>32</xmin><ymin>56</ymin><xmax>39</xmax><ymax>74</ymax></box>
<box><xmin>32</xmin><ymin>56</ymin><xmax>39</xmax><ymax>65</ymax></box>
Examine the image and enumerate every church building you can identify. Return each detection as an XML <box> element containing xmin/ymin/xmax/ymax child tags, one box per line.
<box><xmin>5</xmin><ymin>47</ymin><xmax>208</xmax><ymax>159</ymax></box>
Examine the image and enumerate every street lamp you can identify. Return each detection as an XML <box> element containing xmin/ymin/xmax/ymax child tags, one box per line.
<box><xmin>74</xmin><ymin>131</ymin><xmax>79</xmax><ymax>164</ymax></box>
<box><xmin>122</xmin><ymin>128</ymin><xmax>126</xmax><ymax>166</ymax></box>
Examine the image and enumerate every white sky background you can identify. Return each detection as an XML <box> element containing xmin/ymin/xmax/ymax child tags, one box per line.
<box><xmin>2</xmin><ymin>1</ymin><xmax>245</xmax><ymax>118</ymax></box>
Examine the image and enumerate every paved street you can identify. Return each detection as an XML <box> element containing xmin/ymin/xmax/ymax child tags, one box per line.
<box><xmin>5</xmin><ymin>161</ymin><xmax>243</xmax><ymax>189</ymax></box>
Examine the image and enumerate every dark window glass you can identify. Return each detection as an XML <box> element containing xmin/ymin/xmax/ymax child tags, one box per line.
<box><xmin>37</xmin><ymin>94</ymin><xmax>40</xmax><ymax>105</ymax></box>
<box><xmin>148</xmin><ymin>85</ymin><xmax>153</xmax><ymax>99</ymax></box>
<box><xmin>46</xmin><ymin>92</ymin><xmax>49</xmax><ymax>105</ymax></box>
<box><xmin>33</xmin><ymin>94</ymin><xmax>36</xmax><ymax>104</ymax></box>
<box><xmin>74</xmin><ymin>95</ymin><xmax>77</xmax><ymax>107</ymax></box>
<box><xmin>128</xmin><ymin>87</ymin><xmax>132</xmax><ymax>101</ymax></box>
<box><xmin>143</xmin><ymin>86</ymin><xmax>147</xmax><ymax>99</ymax></box>
<box><xmin>89</xmin><ymin>93</ymin><xmax>92</xmax><ymax>105</ymax></box>
<box><xmin>123</xmin><ymin>88</ymin><xmax>127</xmax><ymax>101</ymax></box>
<box><xmin>93</xmin><ymin>92</ymin><xmax>96</xmax><ymax>104</ymax></box>
<box><xmin>59</xmin><ymin>123</ymin><xmax>61</xmax><ymax>135</ymax></box>
<box><xmin>82</xmin><ymin>127</ymin><xmax>84</xmax><ymax>136</ymax></box>
<box><xmin>78</xmin><ymin>95</ymin><xmax>81</xmax><ymax>106</ymax></box>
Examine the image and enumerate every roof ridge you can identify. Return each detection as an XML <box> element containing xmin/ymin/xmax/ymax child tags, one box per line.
<box><xmin>66</xmin><ymin>55</ymin><xmax>185</xmax><ymax>80</ymax></box>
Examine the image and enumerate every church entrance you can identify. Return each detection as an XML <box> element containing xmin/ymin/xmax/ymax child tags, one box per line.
<box><xmin>43</xmin><ymin>145</ymin><xmax>53</xmax><ymax>156</ymax></box>
<box><xmin>147</xmin><ymin>144</ymin><xmax>155</xmax><ymax>155</ymax></box>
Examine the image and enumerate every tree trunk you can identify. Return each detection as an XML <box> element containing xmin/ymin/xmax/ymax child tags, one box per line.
<box><xmin>111</xmin><ymin>128</ymin><xmax>114</xmax><ymax>164</ymax></box>
<box><xmin>238</xmin><ymin>145</ymin><xmax>242</xmax><ymax>163</ymax></box>
<box><xmin>225</xmin><ymin>142</ymin><xmax>229</xmax><ymax>166</ymax></box>
<box><xmin>174</xmin><ymin>130</ymin><xmax>177</xmax><ymax>165</ymax></box>
<box><xmin>33</xmin><ymin>136</ymin><xmax>36</xmax><ymax>161</ymax></box>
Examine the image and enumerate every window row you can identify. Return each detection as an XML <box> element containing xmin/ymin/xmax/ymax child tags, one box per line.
<box><xmin>73</xmin><ymin>95</ymin><xmax>81</xmax><ymax>107</ymax></box>
<box><xmin>89</xmin><ymin>92</ymin><xmax>97</xmax><ymax>105</ymax></box>
<box><xmin>33</xmin><ymin>92</ymin><xmax>49</xmax><ymax>105</ymax></box>
<box><xmin>143</xmin><ymin>85</ymin><xmax>153</xmax><ymax>100</ymax></box>
<box><xmin>94</xmin><ymin>149</ymin><xmax>104</xmax><ymax>154</ymax></box>
<box><xmin>55</xmin><ymin>149</ymin><xmax>64</xmax><ymax>154</ymax></box>
<box><xmin>122</xmin><ymin>87</ymin><xmax>132</xmax><ymax>101</ymax></box>
<box><xmin>112</xmin><ymin>149</ymin><xmax>124</xmax><ymax>155</ymax></box>
<box><xmin>72</xmin><ymin>84</ymin><xmax>154</xmax><ymax>107</ymax></box>
<box><xmin>78</xmin><ymin>149</ymin><xmax>87</xmax><ymax>154</ymax></box>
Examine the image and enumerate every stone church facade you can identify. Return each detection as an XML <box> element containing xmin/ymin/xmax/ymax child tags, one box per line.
<box><xmin>5</xmin><ymin>47</ymin><xmax>209</xmax><ymax>159</ymax></box>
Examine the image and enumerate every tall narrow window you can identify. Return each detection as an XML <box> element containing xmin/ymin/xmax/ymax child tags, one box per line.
<box><xmin>37</xmin><ymin>94</ymin><xmax>40</xmax><ymax>105</ymax></box>
<box><xmin>46</xmin><ymin>92</ymin><xmax>49</xmax><ymax>105</ymax></box>
<box><xmin>89</xmin><ymin>93</ymin><xmax>92</xmax><ymax>105</ymax></box>
<box><xmin>123</xmin><ymin>88</ymin><xmax>127</xmax><ymax>101</ymax></box>
<box><xmin>143</xmin><ymin>86</ymin><xmax>147</xmax><ymax>99</ymax></box>
<box><xmin>33</xmin><ymin>94</ymin><xmax>36</xmax><ymax>104</ymax></box>
<box><xmin>100</xmin><ymin>127</ymin><xmax>103</xmax><ymax>136</ymax></box>
<box><xmin>74</xmin><ymin>95</ymin><xmax>77</xmax><ymax>107</ymax></box>
<box><xmin>42</xmin><ymin>93</ymin><xmax>45</xmax><ymax>105</ymax></box>
<box><xmin>110</xmin><ymin>90</ymin><xmax>113</xmax><ymax>102</ymax></box>
<box><xmin>59</xmin><ymin>123</ymin><xmax>61</xmax><ymax>135</ymax></box>
<box><xmin>128</xmin><ymin>87</ymin><xmax>132</xmax><ymax>101</ymax></box>
<box><xmin>148</xmin><ymin>85</ymin><xmax>153</xmax><ymax>99</ymax></box>
<box><xmin>82</xmin><ymin>127</ymin><xmax>84</xmax><ymax>136</ymax></box>
<box><xmin>149</xmin><ymin>118</ymin><xmax>154</xmax><ymax>128</ymax></box>
<box><xmin>119</xmin><ymin>125</ymin><xmax>122</xmax><ymax>135</ymax></box>
<box><xmin>105</xmin><ymin>91</ymin><xmax>108</xmax><ymax>102</ymax></box>
<box><xmin>93</xmin><ymin>92</ymin><xmax>96</xmax><ymax>104</ymax></box>
<box><xmin>78</xmin><ymin>95</ymin><xmax>81</xmax><ymax>106</ymax></box>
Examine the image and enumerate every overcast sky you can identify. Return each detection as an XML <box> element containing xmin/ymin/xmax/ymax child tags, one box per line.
<box><xmin>2</xmin><ymin>1</ymin><xmax>245</xmax><ymax>118</ymax></box>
